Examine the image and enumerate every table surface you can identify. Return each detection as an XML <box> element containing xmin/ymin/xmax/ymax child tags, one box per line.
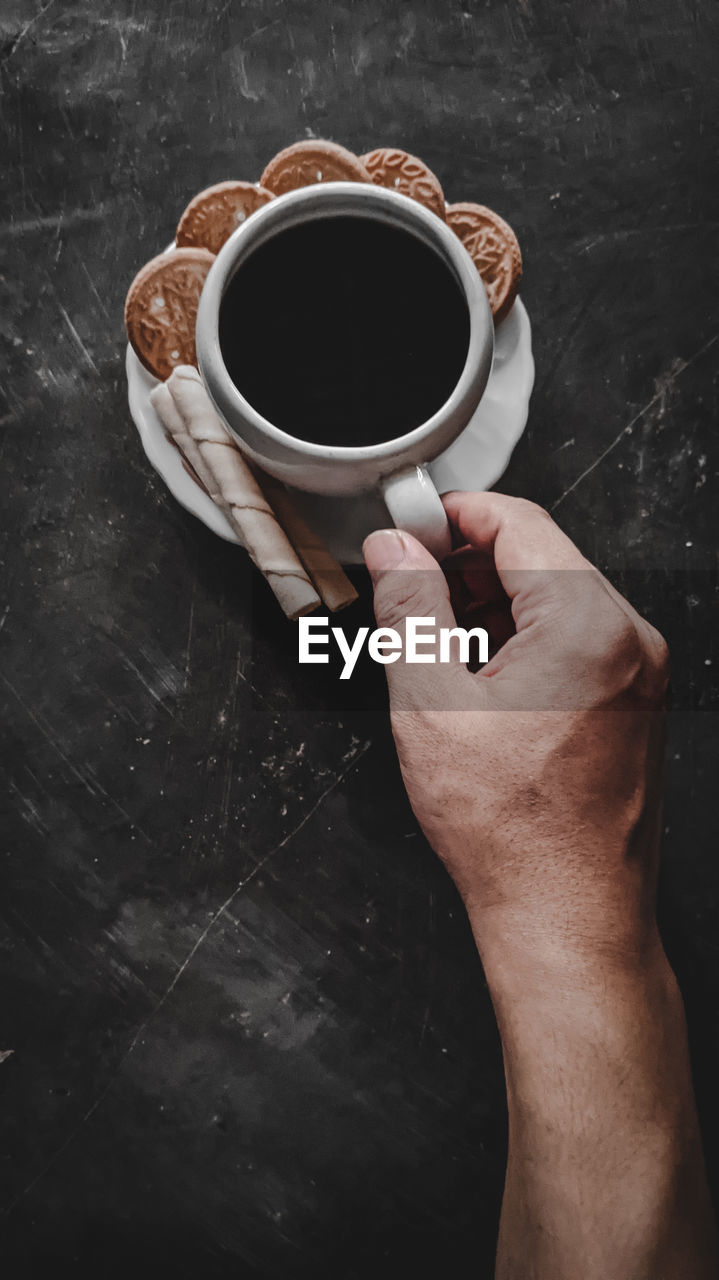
<box><xmin>2</xmin><ymin>1</ymin><xmax>718</xmax><ymax>1275</ymax></box>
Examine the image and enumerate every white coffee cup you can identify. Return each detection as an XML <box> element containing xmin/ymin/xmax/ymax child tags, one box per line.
<box><xmin>196</xmin><ymin>182</ymin><xmax>494</xmax><ymax>560</ymax></box>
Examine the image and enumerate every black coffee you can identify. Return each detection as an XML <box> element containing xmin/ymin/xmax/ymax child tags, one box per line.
<box><xmin>218</xmin><ymin>215</ymin><xmax>470</xmax><ymax>448</ymax></box>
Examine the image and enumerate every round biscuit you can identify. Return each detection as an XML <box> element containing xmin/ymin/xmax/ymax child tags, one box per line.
<box><xmin>176</xmin><ymin>181</ymin><xmax>274</xmax><ymax>254</ymax></box>
<box><xmin>124</xmin><ymin>247</ymin><xmax>215</xmax><ymax>381</ymax></box>
<box><xmin>360</xmin><ymin>148</ymin><xmax>446</xmax><ymax>220</ymax></box>
<box><xmin>446</xmin><ymin>202</ymin><xmax>522</xmax><ymax>324</ymax></box>
<box><xmin>260</xmin><ymin>140</ymin><xmax>371</xmax><ymax>195</ymax></box>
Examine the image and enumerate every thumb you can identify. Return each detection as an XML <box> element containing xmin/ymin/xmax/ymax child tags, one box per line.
<box><xmin>363</xmin><ymin>529</ymin><xmax>470</xmax><ymax>709</ymax></box>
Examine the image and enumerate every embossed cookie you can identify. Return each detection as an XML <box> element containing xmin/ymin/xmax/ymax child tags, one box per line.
<box><xmin>176</xmin><ymin>181</ymin><xmax>275</xmax><ymax>255</ymax></box>
<box><xmin>260</xmin><ymin>140</ymin><xmax>371</xmax><ymax>195</ymax></box>
<box><xmin>124</xmin><ymin>248</ymin><xmax>215</xmax><ymax>380</ymax></box>
<box><xmin>446</xmin><ymin>202</ymin><xmax>522</xmax><ymax>324</ymax></box>
<box><xmin>360</xmin><ymin>148</ymin><xmax>446</xmax><ymax>220</ymax></box>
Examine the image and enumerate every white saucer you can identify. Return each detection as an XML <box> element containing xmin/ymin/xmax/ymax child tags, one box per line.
<box><xmin>126</xmin><ymin>298</ymin><xmax>534</xmax><ymax>564</ymax></box>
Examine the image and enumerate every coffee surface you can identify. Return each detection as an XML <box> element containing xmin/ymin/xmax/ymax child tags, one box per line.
<box><xmin>219</xmin><ymin>215</ymin><xmax>470</xmax><ymax>447</ymax></box>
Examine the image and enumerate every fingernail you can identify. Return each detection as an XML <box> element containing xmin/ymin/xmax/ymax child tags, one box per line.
<box><xmin>363</xmin><ymin>528</ymin><xmax>408</xmax><ymax>577</ymax></box>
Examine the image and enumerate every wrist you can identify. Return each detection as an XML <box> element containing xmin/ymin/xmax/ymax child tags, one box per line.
<box><xmin>468</xmin><ymin>901</ymin><xmax>669</xmax><ymax>1007</ymax></box>
<box><xmin>473</xmin><ymin>911</ymin><xmax>691</xmax><ymax>1121</ymax></box>
<box><xmin>481</xmin><ymin>918</ymin><xmax>697</xmax><ymax>1148</ymax></box>
<box><xmin>485</xmin><ymin>931</ymin><xmax>682</xmax><ymax>1042</ymax></box>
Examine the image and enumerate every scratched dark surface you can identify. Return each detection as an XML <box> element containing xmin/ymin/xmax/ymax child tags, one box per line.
<box><xmin>1</xmin><ymin>1</ymin><xmax>718</xmax><ymax>1276</ymax></box>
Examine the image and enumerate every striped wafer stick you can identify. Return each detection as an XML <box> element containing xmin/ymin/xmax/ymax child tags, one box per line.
<box><xmin>257</xmin><ymin>471</ymin><xmax>358</xmax><ymax>612</ymax></box>
<box><xmin>159</xmin><ymin>367</ymin><xmax>320</xmax><ymax>620</ymax></box>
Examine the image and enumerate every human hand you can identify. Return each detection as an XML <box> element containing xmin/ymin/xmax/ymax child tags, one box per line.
<box><xmin>364</xmin><ymin>494</ymin><xmax>717</xmax><ymax>1279</ymax></box>
<box><xmin>362</xmin><ymin>492</ymin><xmax>669</xmax><ymax>983</ymax></box>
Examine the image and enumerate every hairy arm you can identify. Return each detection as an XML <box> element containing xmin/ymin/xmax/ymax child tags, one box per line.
<box><xmin>487</xmin><ymin>940</ymin><xmax>715</xmax><ymax>1278</ymax></box>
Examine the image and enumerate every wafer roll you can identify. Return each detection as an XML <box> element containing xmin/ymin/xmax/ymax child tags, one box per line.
<box><xmin>162</xmin><ymin>367</ymin><xmax>320</xmax><ymax>620</ymax></box>
<box><xmin>151</xmin><ymin>382</ymin><xmax>230</xmax><ymax>515</ymax></box>
<box><xmin>257</xmin><ymin>471</ymin><xmax>358</xmax><ymax>612</ymax></box>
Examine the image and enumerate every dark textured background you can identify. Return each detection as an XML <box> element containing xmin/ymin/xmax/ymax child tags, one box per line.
<box><xmin>1</xmin><ymin>1</ymin><xmax>717</xmax><ymax>1275</ymax></box>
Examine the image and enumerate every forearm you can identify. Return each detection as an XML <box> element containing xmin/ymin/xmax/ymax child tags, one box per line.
<box><xmin>478</xmin><ymin>927</ymin><xmax>718</xmax><ymax>1280</ymax></box>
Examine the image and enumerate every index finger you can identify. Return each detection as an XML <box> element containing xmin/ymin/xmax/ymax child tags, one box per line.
<box><xmin>443</xmin><ymin>491</ymin><xmax>591</xmax><ymax>589</ymax></box>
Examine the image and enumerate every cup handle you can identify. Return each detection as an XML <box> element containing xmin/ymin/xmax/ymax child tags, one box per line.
<box><xmin>380</xmin><ymin>465</ymin><xmax>452</xmax><ymax>562</ymax></box>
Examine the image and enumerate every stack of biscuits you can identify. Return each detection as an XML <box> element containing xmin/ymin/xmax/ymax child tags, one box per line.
<box><xmin>125</xmin><ymin>139</ymin><xmax>523</xmax><ymax>617</ymax></box>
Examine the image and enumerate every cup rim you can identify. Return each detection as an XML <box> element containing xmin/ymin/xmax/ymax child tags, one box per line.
<box><xmin>196</xmin><ymin>182</ymin><xmax>494</xmax><ymax>464</ymax></box>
